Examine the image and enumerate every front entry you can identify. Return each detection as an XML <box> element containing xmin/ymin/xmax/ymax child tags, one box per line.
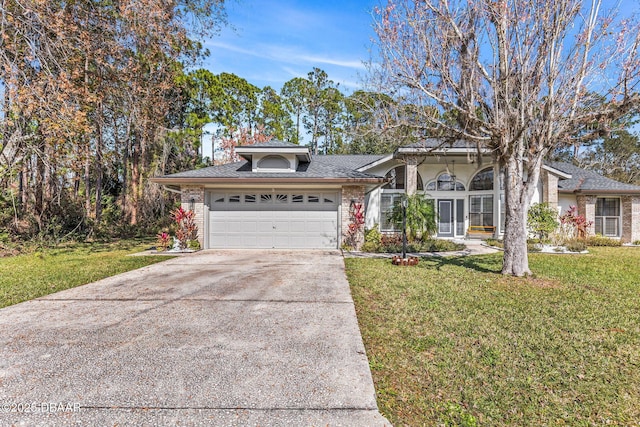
<box><xmin>437</xmin><ymin>199</ymin><xmax>454</xmax><ymax>237</ymax></box>
<box><xmin>437</xmin><ymin>199</ymin><xmax>464</xmax><ymax>238</ymax></box>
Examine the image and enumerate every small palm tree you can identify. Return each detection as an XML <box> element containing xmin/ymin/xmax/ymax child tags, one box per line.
<box><xmin>389</xmin><ymin>194</ymin><xmax>437</xmax><ymax>241</ymax></box>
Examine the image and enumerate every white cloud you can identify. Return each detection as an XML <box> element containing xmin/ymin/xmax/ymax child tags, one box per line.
<box><xmin>298</xmin><ymin>54</ymin><xmax>366</xmax><ymax>70</ymax></box>
<box><xmin>206</xmin><ymin>40</ymin><xmax>366</xmax><ymax>71</ymax></box>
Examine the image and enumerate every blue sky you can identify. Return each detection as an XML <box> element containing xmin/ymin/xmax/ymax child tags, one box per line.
<box><xmin>201</xmin><ymin>0</ymin><xmax>378</xmax><ymax>92</ymax></box>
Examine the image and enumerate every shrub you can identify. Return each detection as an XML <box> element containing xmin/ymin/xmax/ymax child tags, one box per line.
<box><xmin>634</xmin><ymin>240</ymin><xmax>640</xmax><ymax>245</ymax></box>
<box><xmin>361</xmin><ymin>225</ymin><xmax>383</xmax><ymax>252</ymax></box>
<box><xmin>171</xmin><ymin>206</ymin><xmax>198</xmax><ymax>250</ymax></box>
<box><xmin>418</xmin><ymin>239</ymin><xmax>465</xmax><ymax>252</ymax></box>
<box><xmin>565</xmin><ymin>239</ymin><xmax>588</xmax><ymax>252</ymax></box>
<box><xmin>187</xmin><ymin>240</ymin><xmax>201</xmax><ymax>250</ymax></box>
<box><xmin>586</xmin><ymin>235</ymin><xmax>622</xmax><ymax>247</ymax></box>
<box><xmin>485</xmin><ymin>238</ymin><xmax>504</xmax><ymax>248</ymax></box>
<box><xmin>344</xmin><ymin>202</ymin><xmax>365</xmax><ymax>250</ymax></box>
<box><xmin>528</xmin><ymin>203</ymin><xmax>559</xmax><ymax>241</ymax></box>
<box><xmin>376</xmin><ymin>235</ymin><xmax>465</xmax><ymax>253</ymax></box>
<box><xmin>527</xmin><ymin>242</ymin><xmax>542</xmax><ymax>252</ymax></box>
<box><xmin>558</xmin><ymin>205</ymin><xmax>592</xmax><ymax>241</ymax></box>
<box><xmin>156</xmin><ymin>231</ymin><xmax>171</xmax><ymax>251</ymax></box>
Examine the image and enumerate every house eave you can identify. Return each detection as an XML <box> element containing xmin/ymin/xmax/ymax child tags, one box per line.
<box><xmin>356</xmin><ymin>154</ymin><xmax>394</xmax><ymax>172</ymax></box>
<box><xmin>559</xmin><ymin>188</ymin><xmax>640</xmax><ymax>195</ymax></box>
<box><xmin>395</xmin><ymin>146</ymin><xmax>492</xmax><ymax>156</ymax></box>
<box><xmin>150</xmin><ymin>177</ymin><xmax>384</xmax><ymax>185</ymax></box>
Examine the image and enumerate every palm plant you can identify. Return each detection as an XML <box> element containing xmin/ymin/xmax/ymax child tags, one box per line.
<box><xmin>388</xmin><ymin>194</ymin><xmax>437</xmax><ymax>241</ymax></box>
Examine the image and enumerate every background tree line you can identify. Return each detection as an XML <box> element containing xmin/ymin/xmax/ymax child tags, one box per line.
<box><xmin>1</xmin><ymin>0</ymin><xmax>639</xmax><ymax>251</ymax></box>
<box><xmin>0</xmin><ymin>0</ymin><xmax>411</xmax><ymax>243</ymax></box>
<box><xmin>181</xmin><ymin>67</ymin><xmax>419</xmax><ymax>160</ymax></box>
<box><xmin>0</xmin><ymin>0</ymin><xmax>227</xmax><ymax>242</ymax></box>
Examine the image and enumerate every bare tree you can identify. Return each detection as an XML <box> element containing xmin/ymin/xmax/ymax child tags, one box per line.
<box><xmin>371</xmin><ymin>0</ymin><xmax>640</xmax><ymax>275</ymax></box>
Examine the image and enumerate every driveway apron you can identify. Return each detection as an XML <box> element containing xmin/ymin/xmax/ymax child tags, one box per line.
<box><xmin>0</xmin><ymin>250</ymin><xmax>389</xmax><ymax>426</ymax></box>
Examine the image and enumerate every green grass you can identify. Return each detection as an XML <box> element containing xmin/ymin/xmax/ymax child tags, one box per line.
<box><xmin>346</xmin><ymin>247</ymin><xmax>640</xmax><ymax>426</ymax></box>
<box><xmin>0</xmin><ymin>239</ymin><xmax>171</xmax><ymax>308</ymax></box>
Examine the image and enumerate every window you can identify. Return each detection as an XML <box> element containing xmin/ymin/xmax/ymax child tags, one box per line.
<box><xmin>433</xmin><ymin>173</ymin><xmax>466</xmax><ymax>191</ymax></box>
<box><xmin>380</xmin><ymin>193</ymin><xmax>404</xmax><ymax>231</ymax></box>
<box><xmin>260</xmin><ymin>194</ymin><xmax>273</xmax><ymax>203</ymax></box>
<box><xmin>469</xmin><ymin>195</ymin><xmax>494</xmax><ymax>227</ymax></box>
<box><xmin>308</xmin><ymin>195</ymin><xmax>320</xmax><ymax>203</ymax></box>
<box><xmin>276</xmin><ymin>194</ymin><xmax>288</xmax><ymax>203</ymax></box>
<box><xmin>595</xmin><ymin>198</ymin><xmax>620</xmax><ymax>237</ymax></box>
<box><xmin>292</xmin><ymin>195</ymin><xmax>304</xmax><ymax>203</ymax></box>
<box><xmin>470</xmin><ymin>168</ymin><xmax>494</xmax><ymax>191</ymax></box>
<box><xmin>382</xmin><ymin>166</ymin><xmax>423</xmax><ymax>190</ymax></box>
<box><xmin>228</xmin><ymin>195</ymin><xmax>240</xmax><ymax>203</ymax></box>
<box><xmin>382</xmin><ymin>166</ymin><xmax>405</xmax><ymax>189</ymax></box>
<box><xmin>323</xmin><ymin>194</ymin><xmax>336</xmax><ymax>204</ymax></box>
<box><xmin>257</xmin><ymin>155</ymin><xmax>289</xmax><ymax>170</ymax></box>
<box><xmin>244</xmin><ymin>194</ymin><xmax>256</xmax><ymax>203</ymax></box>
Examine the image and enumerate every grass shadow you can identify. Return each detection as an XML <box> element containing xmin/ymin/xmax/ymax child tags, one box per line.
<box><xmin>419</xmin><ymin>253</ymin><xmax>503</xmax><ymax>274</ymax></box>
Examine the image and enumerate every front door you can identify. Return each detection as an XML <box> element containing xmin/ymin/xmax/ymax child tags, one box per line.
<box><xmin>438</xmin><ymin>199</ymin><xmax>454</xmax><ymax>237</ymax></box>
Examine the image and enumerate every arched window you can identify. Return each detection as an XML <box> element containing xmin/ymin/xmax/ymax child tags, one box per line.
<box><xmin>470</xmin><ymin>167</ymin><xmax>494</xmax><ymax>191</ymax></box>
<box><xmin>382</xmin><ymin>166</ymin><xmax>423</xmax><ymax>190</ymax></box>
<box><xmin>382</xmin><ymin>166</ymin><xmax>405</xmax><ymax>189</ymax></box>
<box><xmin>436</xmin><ymin>173</ymin><xmax>465</xmax><ymax>191</ymax></box>
<box><xmin>426</xmin><ymin>173</ymin><xmax>466</xmax><ymax>191</ymax></box>
<box><xmin>257</xmin><ymin>155</ymin><xmax>289</xmax><ymax>169</ymax></box>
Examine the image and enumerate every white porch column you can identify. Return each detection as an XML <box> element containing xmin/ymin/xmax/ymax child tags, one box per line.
<box><xmin>405</xmin><ymin>156</ymin><xmax>418</xmax><ymax>195</ymax></box>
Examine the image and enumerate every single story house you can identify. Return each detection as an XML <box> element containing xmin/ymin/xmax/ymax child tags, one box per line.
<box><xmin>151</xmin><ymin>139</ymin><xmax>640</xmax><ymax>249</ymax></box>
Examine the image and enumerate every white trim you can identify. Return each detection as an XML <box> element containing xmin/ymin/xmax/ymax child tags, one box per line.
<box><xmin>356</xmin><ymin>154</ymin><xmax>394</xmax><ymax>172</ymax></box>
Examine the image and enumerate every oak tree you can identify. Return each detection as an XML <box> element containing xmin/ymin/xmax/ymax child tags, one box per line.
<box><xmin>371</xmin><ymin>0</ymin><xmax>640</xmax><ymax>275</ymax></box>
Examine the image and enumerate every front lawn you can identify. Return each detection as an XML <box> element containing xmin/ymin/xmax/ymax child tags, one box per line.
<box><xmin>0</xmin><ymin>240</ymin><xmax>170</xmax><ymax>308</ymax></box>
<box><xmin>346</xmin><ymin>247</ymin><xmax>640</xmax><ymax>426</ymax></box>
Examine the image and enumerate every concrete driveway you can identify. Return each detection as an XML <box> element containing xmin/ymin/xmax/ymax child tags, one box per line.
<box><xmin>0</xmin><ymin>250</ymin><xmax>389</xmax><ymax>426</ymax></box>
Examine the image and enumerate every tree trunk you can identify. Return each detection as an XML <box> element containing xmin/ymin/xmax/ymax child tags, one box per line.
<box><xmin>501</xmin><ymin>154</ymin><xmax>531</xmax><ymax>276</ymax></box>
<box><xmin>95</xmin><ymin>121</ymin><xmax>103</xmax><ymax>224</ymax></box>
<box><xmin>34</xmin><ymin>139</ymin><xmax>45</xmax><ymax>231</ymax></box>
<box><xmin>84</xmin><ymin>142</ymin><xmax>91</xmax><ymax>218</ymax></box>
<box><xmin>129</xmin><ymin>146</ymin><xmax>139</xmax><ymax>225</ymax></box>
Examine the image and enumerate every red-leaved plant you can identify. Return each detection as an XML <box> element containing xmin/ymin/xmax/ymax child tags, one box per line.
<box><xmin>171</xmin><ymin>206</ymin><xmax>198</xmax><ymax>250</ymax></box>
<box><xmin>344</xmin><ymin>202</ymin><xmax>365</xmax><ymax>250</ymax></box>
<box><xmin>156</xmin><ymin>231</ymin><xmax>171</xmax><ymax>251</ymax></box>
<box><xmin>559</xmin><ymin>205</ymin><xmax>593</xmax><ymax>240</ymax></box>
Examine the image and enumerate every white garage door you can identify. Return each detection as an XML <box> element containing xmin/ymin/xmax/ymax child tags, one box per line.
<box><xmin>207</xmin><ymin>191</ymin><xmax>339</xmax><ymax>249</ymax></box>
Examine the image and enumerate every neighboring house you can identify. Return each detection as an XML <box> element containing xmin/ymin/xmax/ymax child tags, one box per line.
<box><xmin>151</xmin><ymin>139</ymin><xmax>640</xmax><ymax>249</ymax></box>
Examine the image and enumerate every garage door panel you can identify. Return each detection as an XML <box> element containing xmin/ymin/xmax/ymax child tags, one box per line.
<box><xmin>208</xmin><ymin>191</ymin><xmax>339</xmax><ymax>249</ymax></box>
<box><xmin>256</xmin><ymin>220</ymin><xmax>275</xmax><ymax>233</ymax></box>
<box><xmin>288</xmin><ymin>220</ymin><xmax>307</xmax><ymax>233</ymax></box>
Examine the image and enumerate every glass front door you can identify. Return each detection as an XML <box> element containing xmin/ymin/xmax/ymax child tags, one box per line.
<box><xmin>437</xmin><ymin>199</ymin><xmax>464</xmax><ymax>238</ymax></box>
<box><xmin>438</xmin><ymin>199</ymin><xmax>453</xmax><ymax>237</ymax></box>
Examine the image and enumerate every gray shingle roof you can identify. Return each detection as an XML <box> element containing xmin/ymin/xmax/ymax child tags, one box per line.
<box><xmin>547</xmin><ymin>161</ymin><xmax>640</xmax><ymax>193</ymax></box>
<box><xmin>314</xmin><ymin>155</ymin><xmax>387</xmax><ymax>171</ymax></box>
<box><xmin>158</xmin><ymin>155</ymin><xmax>384</xmax><ymax>180</ymax></box>
<box><xmin>237</xmin><ymin>140</ymin><xmax>301</xmax><ymax>148</ymax></box>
